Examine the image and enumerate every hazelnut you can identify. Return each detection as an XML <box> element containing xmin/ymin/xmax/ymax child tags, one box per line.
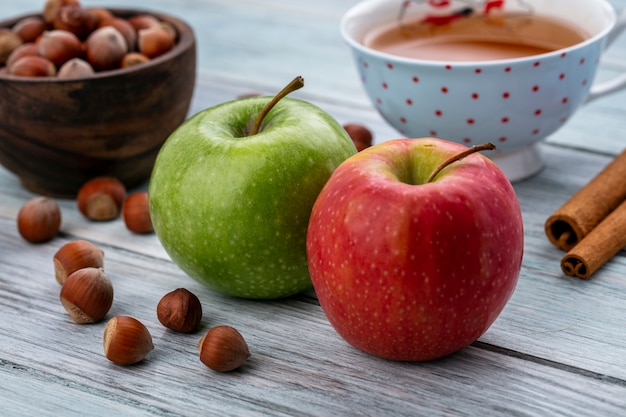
<box><xmin>37</xmin><ymin>30</ymin><xmax>83</xmax><ymax>67</ymax></box>
<box><xmin>198</xmin><ymin>325</ymin><xmax>250</xmax><ymax>372</ymax></box>
<box><xmin>9</xmin><ymin>55</ymin><xmax>57</xmax><ymax>77</ymax></box>
<box><xmin>343</xmin><ymin>123</ymin><xmax>373</xmax><ymax>152</ymax></box>
<box><xmin>86</xmin><ymin>8</ymin><xmax>114</xmax><ymax>26</ymax></box>
<box><xmin>53</xmin><ymin>5</ymin><xmax>98</xmax><ymax>40</ymax></box>
<box><xmin>58</xmin><ymin>57</ymin><xmax>94</xmax><ymax>78</ymax></box>
<box><xmin>120</xmin><ymin>52</ymin><xmax>150</xmax><ymax>68</ymax></box>
<box><xmin>53</xmin><ymin>239</ymin><xmax>104</xmax><ymax>285</ymax></box>
<box><xmin>17</xmin><ymin>197</ymin><xmax>61</xmax><ymax>243</ymax></box>
<box><xmin>157</xmin><ymin>288</ymin><xmax>202</xmax><ymax>333</ymax></box>
<box><xmin>85</xmin><ymin>26</ymin><xmax>128</xmax><ymax>71</ymax></box>
<box><xmin>76</xmin><ymin>177</ymin><xmax>127</xmax><ymax>221</ymax></box>
<box><xmin>122</xmin><ymin>191</ymin><xmax>153</xmax><ymax>233</ymax></box>
<box><xmin>99</xmin><ymin>17</ymin><xmax>137</xmax><ymax>51</ymax></box>
<box><xmin>43</xmin><ymin>0</ymin><xmax>80</xmax><ymax>24</ymax></box>
<box><xmin>138</xmin><ymin>27</ymin><xmax>174</xmax><ymax>59</ymax></box>
<box><xmin>60</xmin><ymin>267</ymin><xmax>114</xmax><ymax>324</ymax></box>
<box><xmin>0</xmin><ymin>28</ymin><xmax>24</xmax><ymax>66</ymax></box>
<box><xmin>103</xmin><ymin>316</ymin><xmax>154</xmax><ymax>365</ymax></box>
<box><xmin>158</xmin><ymin>21</ymin><xmax>177</xmax><ymax>41</ymax></box>
<box><xmin>127</xmin><ymin>14</ymin><xmax>160</xmax><ymax>32</ymax></box>
<box><xmin>6</xmin><ymin>43</ymin><xmax>40</xmax><ymax>69</ymax></box>
<box><xmin>12</xmin><ymin>16</ymin><xmax>46</xmax><ymax>43</ymax></box>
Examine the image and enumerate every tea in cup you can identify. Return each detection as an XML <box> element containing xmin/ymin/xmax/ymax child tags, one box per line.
<box><xmin>341</xmin><ymin>0</ymin><xmax>626</xmax><ymax>181</ymax></box>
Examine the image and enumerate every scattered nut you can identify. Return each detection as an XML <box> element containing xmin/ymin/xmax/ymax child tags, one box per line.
<box><xmin>121</xmin><ymin>191</ymin><xmax>153</xmax><ymax>234</ymax></box>
<box><xmin>76</xmin><ymin>177</ymin><xmax>127</xmax><ymax>221</ymax></box>
<box><xmin>343</xmin><ymin>123</ymin><xmax>373</xmax><ymax>152</ymax></box>
<box><xmin>60</xmin><ymin>267</ymin><xmax>114</xmax><ymax>324</ymax></box>
<box><xmin>103</xmin><ymin>316</ymin><xmax>154</xmax><ymax>365</ymax></box>
<box><xmin>198</xmin><ymin>325</ymin><xmax>250</xmax><ymax>372</ymax></box>
<box><xmin>84</xmin><ymin>26</ymin><xmax>128</xmax><ymax>71</ymax></box>
<box><xmin>53</xmin><ymin>239</ymin><xmax>104</xmax><ymax>285</ymax></box>
<box><xmin>17</xmin><ymin>197</ymin><xmax>61</xmax><ymax>243</ymax></box>
<box><xmin>157</xmin><ymin>288</ymin><xmax>202</xmax><ymax>333</ymax></box>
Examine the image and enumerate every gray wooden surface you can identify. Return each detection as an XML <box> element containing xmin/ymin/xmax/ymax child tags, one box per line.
<box><xmin>1</xmin><ymin>0</ymin><xmax>626</xmax><ymax>416</ymax></box>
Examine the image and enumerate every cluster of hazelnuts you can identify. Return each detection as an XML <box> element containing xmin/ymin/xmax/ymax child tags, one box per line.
<box><xmin>0</xmin><ymin>0</ymin><xmax>177</xmax><ymax>77</ymax></box>
<box><xmin>17</xmin><ymin>176</ymin><xmax>153</xmax><ymax>243</ymax></box>
<box><xmin>16</xmin><ymin>176</ymin><xmax>251</xmax><ymax>372</ymax></box>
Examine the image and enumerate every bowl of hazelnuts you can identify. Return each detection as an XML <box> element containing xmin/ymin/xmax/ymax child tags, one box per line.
<box><xmin>0</xmin><ymin>0</ymin><xmax>196</xmax><ymax>197</ymax></box>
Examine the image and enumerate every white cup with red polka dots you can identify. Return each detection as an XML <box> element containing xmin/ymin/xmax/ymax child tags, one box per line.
<box><xmin>341</xmin><ymin>0</ymin><xmax>626</xmax><ymax>181</ymax></box>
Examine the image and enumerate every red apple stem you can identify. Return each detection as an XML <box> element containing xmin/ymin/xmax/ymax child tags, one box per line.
<box><xmin>426</xmin><ymin>142</ymin><xmax>496</xmax><ymax>183</ymax></box>
<box><xmin>250</xmin><ymin>76</ymin><xmax>305</xmax><ymax>135</ymax></box>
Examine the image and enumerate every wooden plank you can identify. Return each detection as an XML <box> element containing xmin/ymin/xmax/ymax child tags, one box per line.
<box><xmin>1</xmin><ymin>226</ymin><xmax>626</xmax><ymax>416</ymax></box>
<box><xmin>1</xmin><ymin>82</ymin><xmax>625</xmax><ymax>381</ymax></box>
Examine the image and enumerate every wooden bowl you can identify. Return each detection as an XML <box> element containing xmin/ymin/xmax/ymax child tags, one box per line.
<box><xmin>0</xmin><ymin>9</ymin><xmax>196</xmax><ymax>198</ymax></box>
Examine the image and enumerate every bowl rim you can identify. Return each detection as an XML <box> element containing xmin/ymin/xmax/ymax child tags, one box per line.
<box><xmin>0</xmin><ymin>7</ymin><xmax>196</xmax><ymax>82</ymax></box>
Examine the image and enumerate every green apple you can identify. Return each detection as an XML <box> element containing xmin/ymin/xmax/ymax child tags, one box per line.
<box><xmin>149</xmin><ymin>77</ymin><xmax>357</xmax><ymax>299</ymax></box>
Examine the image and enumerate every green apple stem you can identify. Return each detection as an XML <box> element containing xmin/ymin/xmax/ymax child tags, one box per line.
<box><xmin>426</xmin><ymin>142</ymin><xmax>496</xmax><ymax>183</ymax></box>
<box><xmin>250</xmin><ymin>76</ymin><xmax>305</xmax><ymax>135</ymax></box>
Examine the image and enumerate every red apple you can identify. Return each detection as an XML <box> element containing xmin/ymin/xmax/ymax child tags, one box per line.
<box><xmin>306</xmin><ymin>138</ymin><xmax>524</xmax><ymax>361</ymax></box>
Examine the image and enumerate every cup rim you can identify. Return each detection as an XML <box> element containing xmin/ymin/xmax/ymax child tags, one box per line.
<box><xmin>340</xmin><ymin>0</ymin><xmax>616</xmax><ymax>67</ymax></box>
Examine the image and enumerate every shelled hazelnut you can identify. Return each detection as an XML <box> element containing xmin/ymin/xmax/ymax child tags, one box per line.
<box><xmin>76</xmin><ymin>177</ymin><xmax>127</xmax><ymax>221</ymax></box>
<box><xmin>53</xmin><ymin>239</ymin><xmax>104</xmax><ymax>285</ymax></box>
<box><xmin>157</xmin><ymin>288</ymin><xmax>203</xmax><ymax>333</ymax></box>
<box><xmin>17</xmin><ymin>196</ymin><xmax>62</xmax><ymax>243</ymax></box>
<box><xmin>103</xmin><ymin>316</ymin><xmax>154</xmax><ymax>365</ymax></box>
<box><xmin>198</xmin><ymin>325</ymin><xmax>251</xmax><ymax>372</ymax></box>
<box><xmin>60</xmin><ymin>266</ymin><xmax>114</xmax><ymax>324</ymax></box>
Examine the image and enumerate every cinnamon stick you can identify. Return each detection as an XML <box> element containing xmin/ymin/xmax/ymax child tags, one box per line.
<box><xmin>545</xmin><ymin>149</ymin><xmax>626</xmax><ymax>251</ymax></box>
<box><xmin>561</xmin><ymin>199</ymin><xmax>626</xmax><ymax>279</ymax></box>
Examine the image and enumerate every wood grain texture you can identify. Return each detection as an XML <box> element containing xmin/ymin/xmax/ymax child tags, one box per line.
<box><xmin>1</xmin><ymin>0</ymin><xmax>626</xmax><ymax>415</ymax></box>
